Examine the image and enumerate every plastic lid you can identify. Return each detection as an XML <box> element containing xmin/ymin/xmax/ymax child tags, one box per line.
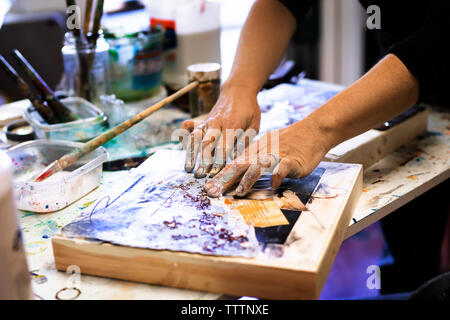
<box><xmin>187</xmin><ymin>63</ymin><xmax>221</xmax><ymax>82</ymax></box>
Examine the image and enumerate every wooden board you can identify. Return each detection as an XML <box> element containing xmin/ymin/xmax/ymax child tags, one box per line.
<box><xmin>325</xmin><ymin>107</ymin><xmax>428</xmax><ymax>168</ymax></box>
<box><xmin>52</xmin><ymin>150</ymin><xmax>362</xmax><ymax>299</ymax></box>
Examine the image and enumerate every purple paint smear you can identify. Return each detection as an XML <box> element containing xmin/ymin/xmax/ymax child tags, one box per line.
<box><xmin>61</xmin><ymin>170</ymin><xmax>259</xmax><ymax>258</ymax></box>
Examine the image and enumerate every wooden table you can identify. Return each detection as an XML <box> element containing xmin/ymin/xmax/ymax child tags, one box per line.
<box><xmin>7</xmin><ymin>105</ymin><xmax>445</xmax><ymax>299</ymax></box>
<box><xmin>345</xmin><ymin>107</ymin><xmax>449</xmax><ymax>238</ymax></box>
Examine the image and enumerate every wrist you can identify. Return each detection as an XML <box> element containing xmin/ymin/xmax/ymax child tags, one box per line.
<box><xmin>217</xmin><ymin>80</ymin><xmax>261</xmax><ymax>116</ymax></box>
<box><xmin>221</xmin><ymin>78</ymin><xmax>260</xmax><ymax>97</ymax></box>
<box><xmin>294</xmin><ymin>114</ymin><xmax>336</xmax><ymax>156</ymax></box>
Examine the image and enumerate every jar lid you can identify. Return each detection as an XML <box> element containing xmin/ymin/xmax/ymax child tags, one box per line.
<box><xmin>187</xmin><ymin>63</ymin><xmax>221</xmax><ymax>82</ymax></box>
<box><xmin>4</xmin><ymin>120</ymin><xmax>35</xmax><ymax>142</ymax></box>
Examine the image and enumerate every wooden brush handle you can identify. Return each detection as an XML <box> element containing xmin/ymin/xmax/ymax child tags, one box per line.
<box><xmin>12</xmin><ymin>50</ymin><xmax>78</xmax><ymax>122</ymax></box>
<box><xmin>84</xmin><ymin>0</ymin><xmax>93</xmax><ymax>35</ymax></box>
<box><xmin>57</xmin><ymin>81</ymin><xmax>200</xmax><ymax>170</ymax></box>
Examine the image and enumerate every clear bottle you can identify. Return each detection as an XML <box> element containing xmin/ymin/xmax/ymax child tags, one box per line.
<box><xmin>147</xmin><ymin>0</ymin><xmax>221</xmax><ymax>90</ymax></box>
<box><xmin>60</xmin><ymin>31</ymin><xmax>111</xmax><ymax>105</ymax></box>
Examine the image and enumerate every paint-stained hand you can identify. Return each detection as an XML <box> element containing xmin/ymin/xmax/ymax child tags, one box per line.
<box><xmin>181</xmin><ymin>86</ymin><xmax>261</xmax><ymax>178</ymax></box>
<box><xmin>204</xmin><ymin>120</ymin><xmax>330</xmax><ymax>197</ymax></box>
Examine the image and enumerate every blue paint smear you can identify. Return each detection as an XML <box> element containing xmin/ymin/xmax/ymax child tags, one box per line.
<box><xmin>22</xmin><ymin>211</ymin><xmax>38</xmax><ymax>218</ymax></box>
<box><xmin>61</xmin><ymin>172</ymin><xmax>259</xmax><ymax>258</ymax></box>
<box><xmin>427</xmin><ymin>131</ymin><xmax>442</xmax><ymax>136</ymax></box>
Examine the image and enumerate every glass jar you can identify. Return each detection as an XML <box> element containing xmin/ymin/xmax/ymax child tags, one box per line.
<box><xmin>187</xmin><ymin>63</ymin><xmax>221</xmax><ymax>118</ymax></box>
<box><xmin>61</xmin><ymin>31</ymin><xmax>111</xmax><ymax>105</ymax></box>
<box><xmin>106</xmin><ymin>28</ymin><xmax>164</xmax><ymax>102</ymax></box>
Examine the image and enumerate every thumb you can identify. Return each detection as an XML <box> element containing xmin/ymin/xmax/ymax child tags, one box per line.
<box><xmin>271</xmin><ymin>158</ymin><xmax>303</xmax><ymax>189</ymax></box>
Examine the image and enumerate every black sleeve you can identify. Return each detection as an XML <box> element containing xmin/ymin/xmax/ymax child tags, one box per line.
<box><xmin>277</xmin><ymin>0</ymin><xmax>316</xmax><ymax>23</ymax></box>
<box><xmin>386</xmin><ymin>1</ymin><xmax>450</xmax><ymax>106</ymax></box>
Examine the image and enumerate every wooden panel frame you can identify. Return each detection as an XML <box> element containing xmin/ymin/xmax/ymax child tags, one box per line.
<box><xmin>325</xmin><ymin>108</ymin><xmax>428</xmax><ymax>168</ymax></box>
<box><xmin>52</xmin><ymin>157</ymin><xmax>362</xmax><ymax>300</ymax></box>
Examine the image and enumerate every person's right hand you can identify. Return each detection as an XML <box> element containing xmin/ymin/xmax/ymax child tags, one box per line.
<box><xmin>181</xmin><ymin>85</ymin><xmax>261</xmax><ymax>178</ymax></box>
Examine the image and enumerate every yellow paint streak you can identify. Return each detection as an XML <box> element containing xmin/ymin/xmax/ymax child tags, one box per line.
<box><xmin>25</xmin><ymin>241</ymin><xmax>47</xmax><ymax>255</ymax></box>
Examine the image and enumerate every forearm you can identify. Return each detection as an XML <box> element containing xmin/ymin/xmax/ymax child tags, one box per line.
<box><xmin>223</xmin><ymin>0</ymin><xmax>297</xmax><ymax>95</ymax></box>
<box><xmin>205</xmin><ymin>54</ymin><xmax>421</xmax><ymax>196</ymax></box>
<box><xmin>305</xmin><ymin>54</ymin><xmax>420</xmax><ymax>151</ymax></box>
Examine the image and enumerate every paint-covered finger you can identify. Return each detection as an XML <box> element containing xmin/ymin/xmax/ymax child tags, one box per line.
<box><xmin>179</xmin><ymin>120</ymin><xmax>193</xmax><ymax>148</ymax></box>
<box><xmin>223</xmin><ymin>128</ymin><xmax>240</xmax><ymax>167</ymax></box>
<box><xmin>233</xmin><ymin>153</ymin><xmax>275</xmax><ymax>196</ymax></box>
<box><xmin>235</xmin><ymin>163</ymin><xmax>263</xmax><ymax>197</ymax></box>
<box><xmin>180</xmin><ymin>119</ymin><xmax>204</xmax><ymax>132</ymax></box>
<box><xmin>232</xmin><ymin>128</ymin><xmax>258</xmax><ymax>160</ymax></box>
<box><xmin>181</xmin><ymin>119</ymin><xmax>195</xmax><ymax>132</ymax></box>
<box><xmin>271</xmin><ymin>158</ymin><xmax>302</xmax><ymax>189</ymax></box>
<box><xmin>208</xmin><ymin>133</ymin><xmax>225</xmax><ymax>177</ymax></box>
<box><xmin>209</xmin><ymin>129</ymin><xmax>236</xmax><ymax>177</ymax></box>
<box><xmin>258</xmin><ymin>153</ymin><xmax>279</xmax><ymax>170</ymax></box>
<box><xmin>184</xmin><ymin>128</ymin><xmax>204</xmax><ymax>173</ymax></box>
<box><xmin>194</xmin><ymin>128</ymin><xmax>221</xmax><ymax>178</ymax></box>
<box><xmin>180</xmin><ymin>120</ymin><xmax>203</xmax><ymax>148</ymax></box>
<box><xmin>205</xmin><ymin>161</ymin><xmax>249</xmax><ymax>197</ymax></box>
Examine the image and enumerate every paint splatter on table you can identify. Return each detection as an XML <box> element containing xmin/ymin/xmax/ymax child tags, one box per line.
<box><xmin>18</xmin><ymin>170</ymin><xmax>220</xmax><ymax>300</ymax></box>
<box><xmin>346</xmin><ymin>106</ymin><xmax>450</xmax><ymax>238</ymax></box>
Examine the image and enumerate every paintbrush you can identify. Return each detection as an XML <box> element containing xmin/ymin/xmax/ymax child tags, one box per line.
<box><xmin>11</xmin><ymin>50</ymin><xmax>78</xmax><ymax>122</ymax></box>
<box><xmin>83</xmin><ymin>0</ymin><xmax>93</xmax><ymax>35</ymax></box>
<box><xmin>85</xmin><ymin>0</ymin><xmax>104</xmax><ymax>77</ymax></box>
<box><xmin>90</xmin><ymin>0</ymin><xmax>104</xmax><ymax>46</ymax></box>
<box><xmin>34</xmin><ymin>81</ymin><xmax>200</xmax><ymax>182</ymax></box>
<box><xmin>0</xmin><ymin>55</ymin><xmax>58</xmax><ymax>124</ymax></box>
<box><xmin>66</xmin><ymin>0</ymin><xmax>91</xmax><ymax>101</ymax></box>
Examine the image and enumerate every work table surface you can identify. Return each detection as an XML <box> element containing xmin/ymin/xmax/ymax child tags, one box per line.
<box><xmin>3</xmin><ymin>102</ymin><xmax>449</xmax><ymax>299</ymax></box>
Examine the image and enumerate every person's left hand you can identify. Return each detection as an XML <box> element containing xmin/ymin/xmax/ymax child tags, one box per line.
<box><xmin>204</xmin><ymin>119</ymin><xmax>331</xmax><ymax>197</ymax></box>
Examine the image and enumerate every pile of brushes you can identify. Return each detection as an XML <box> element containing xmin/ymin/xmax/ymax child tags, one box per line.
<box><xmin>0</xmin><ymin>50</ymin><xmax>77</xmax><ymax>124</ymax></box>
<box><xmin>0</xmin><ymin>1</ymin><xmax>106</xmax><ymax>124</ymax></box>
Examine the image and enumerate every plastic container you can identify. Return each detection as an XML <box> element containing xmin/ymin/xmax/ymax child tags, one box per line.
<box><xmin>7</xmin><ymin>140</ymin><xmax>108</xmax><ymax>213</ymax></box>
<box><xmin>23</xmin><ymin>97</ymin><xmax>106</xmax><ymax>142</ymax></box>
<box><xmin>148</xmin><ymin>0</ymin><xmax>221</xmax><ymax>89</ymax></box>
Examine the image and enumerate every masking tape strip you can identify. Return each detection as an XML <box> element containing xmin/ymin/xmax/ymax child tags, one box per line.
<box><xmin>226</xmin><ymin>198</ymin><xmax>289</xmax><ymax>228</ymax></box>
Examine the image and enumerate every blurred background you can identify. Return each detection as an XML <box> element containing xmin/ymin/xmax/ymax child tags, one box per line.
<box><xmin>0</xmin><ymin>0</ymin><xmax>374</xmax><ymax>104</ymax></box>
